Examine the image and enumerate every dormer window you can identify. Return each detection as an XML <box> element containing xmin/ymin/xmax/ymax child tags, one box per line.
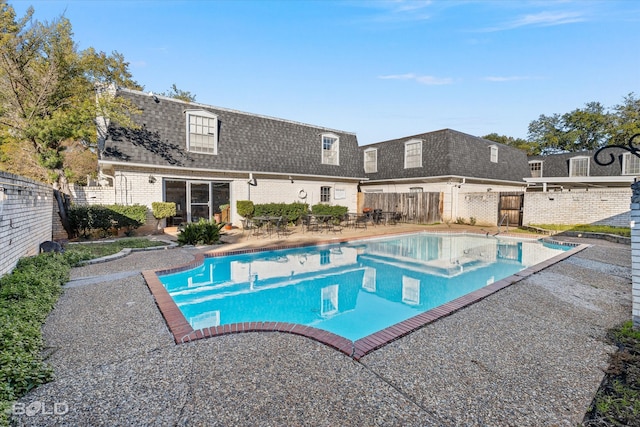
<box><xmin>404</xmin><ymin>139</ymin><xmax>422</xmax><ymax>169</ymax></box>
<box><xmin>364</xmin><ymin>148</ymin><xmax>377</xmax><ymax>173</ymax></box>
<box><xmin>490</xmin><ymin>145</ymin><xmax>498</xmax><ymax>163</ymax></box>
<box><xmin>321</xmin><ymin>133</ymin><xmax>339</xmax><ymax>165</ymax></box>
<box><xmin>186</xmin><ymin>110</ymin><xmax>218</xmax><ymax>154</ymax></box>
<box><xmin>569</xmin><ymin>156</ymin><xmax>590</xmax><ymax>177</ymax></box>
<box><xmin>623</xmin><ymin>153</ymin><xmax>640</xmax><ymax>175</ymax></box>
<box><xmin>529</xmin><ymin>160</ymin><xmax>543</xmax><ymax>177</ymax></box>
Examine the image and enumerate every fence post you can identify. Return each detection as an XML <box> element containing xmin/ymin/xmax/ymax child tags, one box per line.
<box><xmin>631</xmin><ymin>180</ymin><xmax>640</xmax><ymax>328</ymax></box>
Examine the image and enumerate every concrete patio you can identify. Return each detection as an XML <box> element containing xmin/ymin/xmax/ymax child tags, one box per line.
<box><xmin>11</xmin><ymin>225</ymin><xmax>632</xmax><ymax>426</ymax></box>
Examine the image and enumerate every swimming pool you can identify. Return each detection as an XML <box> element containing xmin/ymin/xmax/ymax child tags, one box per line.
<box><xmin>154</xmin><ymin>232</ymin><xmax>578</xmax><ymax>356</ymax></box>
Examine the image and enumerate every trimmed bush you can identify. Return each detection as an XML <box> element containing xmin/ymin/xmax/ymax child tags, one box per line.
<box><xmin>311</xmin><ymin>204</ymin><xmax>348</xmax><ymax>220</ymax></box>
<box><xmin>68</xmin><ymin>204</ymin><xmax>148</xmax><ymax>237</ymax></box>
<box><xmin>152</xmin><ymin>202</ymin><xmax>177</xmax><ymax>231</ymax></box>
<box><xmin>236</xmin><ymin>200</ymin><xmax>255</xmax><ymax>218</ymax></box>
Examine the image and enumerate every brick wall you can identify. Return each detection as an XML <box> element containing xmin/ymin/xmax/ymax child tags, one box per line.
<box><xmin>456</xmin><ymin>192</ymin><xmax>500</xmax><ymax>226</ymax></box>
<box><xmin>0</xmin><ymin>171</ymin><xmax>54</xmax><ymax>277</ymax></box>
<box><xmin>523</xmin><ymin>189</ymin><xmax>631</xmax><ymax>227</ymax></box>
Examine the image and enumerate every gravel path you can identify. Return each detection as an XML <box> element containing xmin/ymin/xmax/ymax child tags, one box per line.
<box><xmin>11</xmin><ymin>238</ymin><xmax>631</xmax><ymax>426</ymax></box>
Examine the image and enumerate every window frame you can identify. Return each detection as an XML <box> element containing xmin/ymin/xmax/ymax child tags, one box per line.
<box><xmin>529</xmin><ymin>160</ymin><xmax>543</xmax><ymax>178</ymax></box>
<box><xmin>185</xmin><ymin>109</ymin><xmax>219</xmax><ymax>155</ymax></box>
<box><xmin>623</xmin><ymin>153</ymin><xmax>640</xmax><ymax>175</ymax></box>
<box><xmin>490</xmin><ymin>145</ymin><xmax>498</xmax><ymax>163</ymax></box>
<box><xmin>321</xmin><ymin>133</ymin><xmax>340</xmax><ymax>165</ymax></box>
<box><xmin>364</xmin><ymin>148</ymin><xmax>378</xmax><ymax>173</ymax></box>
<box><xmin>569</xmin><ymin>156</ymin><xmax>590</xmax><ymax>177</ymax></box>
<box><xmin>320</xmin><ymin>186</ymin><xmax>331</xmax><ymax>202</ymax></box>
<box><xmin>404</xmin><ymin>139</ymin><xmax>422</xmax><ymax>169</ymax></box>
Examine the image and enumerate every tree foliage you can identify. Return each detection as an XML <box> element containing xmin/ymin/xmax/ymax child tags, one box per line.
<box><xmin>159</xmin><ymin>83</ymin><xmax>196</xmax><ymax>102</ymax></box>
<box><xmin>527</xmin><ymin>94</ymin><xmax>640</xmax><ymax>153</ymax></box>
<box><xmin>482</xmin><ymin>133</ymin><xmax>540</xmax><ymax>155</ymax></box>
<box><xmin>0</xmin><ymin>3</ymin><xmax>141</xmax><ymax>188</ymax></box>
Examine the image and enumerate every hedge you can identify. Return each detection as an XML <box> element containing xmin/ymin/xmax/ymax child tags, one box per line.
<box><xmin>68</xmin><ymin>204</ymin><xmax>148</xmax><ymax>237</ymax></box>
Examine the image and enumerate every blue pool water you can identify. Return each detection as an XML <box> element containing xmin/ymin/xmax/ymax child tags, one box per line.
<box><xmin>160</xmin><ymin>233</ymin><xmax>569</xmax><ymax>341</ymax></box>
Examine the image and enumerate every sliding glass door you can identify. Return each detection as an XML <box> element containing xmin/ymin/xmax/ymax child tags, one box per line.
<box><xmin>164</xmin><ymin>179</ymin><xmax>230</xmax><ymax>225</ymax></box>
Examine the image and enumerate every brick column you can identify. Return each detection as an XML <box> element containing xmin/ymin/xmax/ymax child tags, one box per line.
<box><xmin>631</xmin><ymin>181</ymin><xmax>640</xmax><ymax>328</ymax></box>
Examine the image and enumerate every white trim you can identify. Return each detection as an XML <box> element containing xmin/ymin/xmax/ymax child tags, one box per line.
<box><xmin>569</xmin><ymin>156</ymin><xmax>590</xmax><ymax>177</ymax></box>
<box><xmin>98</xmin><ymin>160</ymin><xmax>367</xmax><ymax>181</ymax></box>
<box><xmin>363</xmin><ymin>174</ymin><xmax>526</xmax><ymax>186</ymax></box>
<box><xmin>364</xmin><ymin>148</ymin><xmax>377</xmax><ymax>173</ymax></box>
<box><xmin>185</xmin><ymin>109</ymin><xmax>218</xmax><ymax>155</ymax></box>
<box><xmin>528</xmin><ymin>160</ymin><xmax>543</xmax><ymax>178</ymax></box>
<box><xmin>623</xmin><ymin>152</ymin><xmax>640</xmax><ymax>175</ymax></box>
<box><xmin>490</xmin><ymin>145</ymin><xmax>498</xmax><ymax>163</ymax></box>
<box><xmin>525</xmin><ymin>176</ymin><xmax>635</xmax><ymax>184</ymax></box>
<box><xmin>321</xmin><ymin>133</ymin><xmax>340</xmax><ymax>166</ymax></box>
<box><xmin>404</xmin><ymin>139</ymin><xmax>422</xmax><ymax>169</ymax></box>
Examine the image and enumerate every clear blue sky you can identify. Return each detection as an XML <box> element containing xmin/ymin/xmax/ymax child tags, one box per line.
<box><xmin>12</xmin><ymin>0</ymin><xmax>640</xmax><ymax>146</ymax></box>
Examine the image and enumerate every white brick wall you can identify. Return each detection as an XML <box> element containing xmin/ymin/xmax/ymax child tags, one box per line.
<box><xmin>0</xmin><ymin>171</ymin><xmax>54</xmax><ymax>277</ymax></box>
<box><xmin>88</xmin><ymin>167</ymin><xmax>358</xmax><ymax>228</ymax></box>
<box><xmin>523</xmin><ymin>189</ymin><xmax>631</xmax><ymax>227</ymax></box>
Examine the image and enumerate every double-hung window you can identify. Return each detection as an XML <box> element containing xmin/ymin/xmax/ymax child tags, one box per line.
<box><xmin>364</xmin><ymin>148</ymin><xmax>377</xmax><ymax>173</ymax></box>
<box><xmin>569</xmin><ymin>156</ymin><xmax>590</xmax><ymax>177</ymax></box>
<box><xmin>186</xmin><ymin>110</ymin><xmax>218</xmax><ymax>154</ymax></box>
<box><xmin>490</xmin><ymin>145</ymin><xmax>498</xmax><ymax>163</ymax></box>
<box><xmin>404</xmin><ymin>139</ymin><xmax>422</xmax><ymax>169</ymax></box>
<box><xmin>529</xmin><ymin>161</ymin><xmax>543</xmax><ymax>178</ymax></box>
<box><xmin>322</xmin><ymin>134</ymin><xmax>339</xmax><ymax>165</ymax></box>
<box><xmin>623</xmin><ymin>153</ymin><xmax>640</xmax><ymax>175</ymax></box>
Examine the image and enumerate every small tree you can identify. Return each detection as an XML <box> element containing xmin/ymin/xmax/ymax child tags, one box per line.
<box><xmin>152</xmin><ymin>202</ymin><xmax>176</xmax><ymax>232</ymax></box>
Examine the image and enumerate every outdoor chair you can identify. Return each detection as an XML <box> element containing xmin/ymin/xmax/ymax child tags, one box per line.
<box><xmin>275</xmin><ymin>216</ymin><xmax>290</xmax><ymax>238</ymax></box>
<box><xmin>302</xmin><ymin>215</ymin><xmax>320</xmax><ymax>233</ymax></box>
<box><xmin>354</xmin><ymin>215</ymin><xmax>368</xmax><ymax>230</ymax></box>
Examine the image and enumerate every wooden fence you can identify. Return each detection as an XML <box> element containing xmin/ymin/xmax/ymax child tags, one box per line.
<box><xmin>362</xmin><ymin>192</ymin><xmax>442</xmax><ymax>224</ymax></box>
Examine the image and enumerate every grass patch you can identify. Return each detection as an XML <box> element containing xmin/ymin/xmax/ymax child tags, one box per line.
<box><xmin>529</xmin><ymin>224</ymin><xmax>631</xmax><ymax>237</ymax></box>
<box><xmin>583</xmin><ymin>321</ymin><xmax>640</xmax><ymax>426</ymax></box>
<box><xmin>66</xmin><ymin>237</ymin><xmax>167</xmax><ymax>259</ymax></box>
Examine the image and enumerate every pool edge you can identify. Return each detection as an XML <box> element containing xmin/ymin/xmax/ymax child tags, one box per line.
<box><xmin>142</xmin><ymin>233</ymin><xmax>589</xmax><ymax>359</ymax></box>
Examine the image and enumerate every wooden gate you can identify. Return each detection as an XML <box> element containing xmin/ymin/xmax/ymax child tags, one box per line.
<box><xmin>362</xmin><ymin>192</ymin><xmax>442</xmax><ymax>224</ymax></box>
<box><xmin>498</xmin><ymin>192</ymin><xmax>524</xmax><ymax>226</ymax></box>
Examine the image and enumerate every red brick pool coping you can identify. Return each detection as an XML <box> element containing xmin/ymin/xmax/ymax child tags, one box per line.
<box><xmin>142</xmin><ymin>233</ymin><xmax>589</xmax><ymax>360</ymax></box>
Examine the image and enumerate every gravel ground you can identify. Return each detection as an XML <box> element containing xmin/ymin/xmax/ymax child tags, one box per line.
<box><xmin>10</xmin><ymin>236</ymin><xmax>632</xmax><ymax>426</ymax></box>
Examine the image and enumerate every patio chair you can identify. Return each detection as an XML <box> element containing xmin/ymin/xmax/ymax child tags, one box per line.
<box><xmin>354</xmin><ymin>215</ymin><xmax>368</xmax><ymax>230</ymax></box>
<box><xmin>302</xmin><ymin>215</ymin><xmax>320</xmax><ymax>233</ymax></box>
<box><xmin>275</xmin><ymin>216</ymin><xmax>290</xmax><ymax>238</ymax></box>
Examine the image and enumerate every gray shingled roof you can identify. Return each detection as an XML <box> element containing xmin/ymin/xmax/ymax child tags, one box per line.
<box><xmin>361</xmin><ymin>129</ymin><xmax>530</xmax><ymax>183</ymax></box>
<box><xmin>528</xmin><ymin>147</ymin><xmax>629</xmax><ymax>177</ymax></box>
<box><xmin>100</xmin><ymin>88</ymin><xmax>365</xmax><ymax>179</ymax></box>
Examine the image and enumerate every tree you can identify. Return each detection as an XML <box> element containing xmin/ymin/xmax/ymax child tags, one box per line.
<box><xmin>0</xmin><ymin>4</ymin><xmax>141</xmax><ymax>235</ymax></box>
<box><xmin>159</xmin><ymin>83</ymin><xmax>196</xmax><ymax>102</ymax></box>
<box><xmin>527</xmin><ymin>96</ymin><xmax>640</xmax><ymax>153</ymax></box>
<box><xmin>482</xmin><ymin>133</ymin><xmax>540</xmax><ymax>155</ymax></box>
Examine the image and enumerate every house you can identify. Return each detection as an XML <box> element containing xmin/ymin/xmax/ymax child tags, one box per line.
<box><xmin>358</xmin><ymin>129</ymin><xmax>531</xmax><ymax>225</ymax></box>
<box><xmin>89</xmin><ymin>87</ymin><xmax>365</xmax><ymax>230</ymax></box>
<box><xmin>70</xmin><ymin>86</ymin><xmax>631</xmax><ymax>232</ymax></box>
<box><xmin>523</xmin><ymin>148</ymin><xmax>634</xmax><ymax>226</ymax></box>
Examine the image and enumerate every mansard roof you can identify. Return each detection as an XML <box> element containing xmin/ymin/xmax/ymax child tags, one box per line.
<box><xmin>99</xmin><ymin>88</ymin><xmax>364</xmax><ymax>179</ymax></box>
<box><xmin>361</xmin><ymin>129</ymin><xmax>530</xmax><ymax>183</ymax></box>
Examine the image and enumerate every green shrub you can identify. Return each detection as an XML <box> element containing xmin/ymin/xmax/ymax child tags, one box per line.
<box><xmin>177</xmin><ymin>219</ymin><xmax>224</xmax><ymax>245</ymax></box>
<box><xmin>311</xmin><ymin>204</ymin><xmax>348</xmax><ymax>220</ymax></box>
<box><xmin>68</xmin><ymin>204</ymin><xmax>148</xmax><ymax>237</ymax></box>
<box><xmin>469</xmin><ymin>217</ymin><xmax>477</xmax><ymax>226</ymax></box>
<box><xmin>236</xmin><ymin>200</ymin><xmax>255</xmax><ymax>218</ymax></box>
<box><xmin>152</xmin><ymin>202</ymin><xmax>177</xmax><ymax>231</ymax></box>
<box><xmin>455</xmin><ymin>217</ymin><xmax>466</xmax><ymax>225</ymax></box>
<box><xmin>0</xmin><ymin>253</ymin><xmax>71</xmax><ymax>424</ymax></box>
